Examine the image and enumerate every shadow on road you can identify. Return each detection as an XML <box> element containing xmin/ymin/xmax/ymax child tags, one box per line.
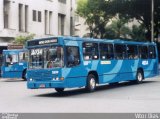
<box><xmin>1</xmin><ymin>79</ymin><xmax>25</xmax><ymax>82</ymax></box>
<box><xmin>35</xmin><ymin>80</ymin><xmax>157</xmax><ymax>98</ymax></box>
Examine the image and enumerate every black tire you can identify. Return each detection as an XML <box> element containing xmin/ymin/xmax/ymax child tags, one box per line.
<box><xmin>135</xmin><ymin>70</ymin><xmax>144</xmax><ymax>84</ymax></box>
<box><xmin>55</xmin><ymin>88</ymin><xmax>64</xmax><ymax>93</ymax></box>
<box><xmin>22</xmin><ymin>70</ymin><xmax>27</xmax><ymax>81</ymax></box>
<box><xmin>85</xmin><ymin>74</ymin><xmax>96</xmax><ymax>92</ymax></box>
<box><xmin>109</xmin><ymin>82</ymin><xmax>119</xmax><ymax>86</ymax></box>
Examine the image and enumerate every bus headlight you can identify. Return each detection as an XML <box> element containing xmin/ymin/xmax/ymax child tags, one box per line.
<box><xmin>30</xmin><ymin>78</ymin><xmax>33</xmax><ymax>81</ymax></box>
<box><xmin>52</xmin><ymin>77</ymin><xmax>64</xmax><ymax>81</ymax></box>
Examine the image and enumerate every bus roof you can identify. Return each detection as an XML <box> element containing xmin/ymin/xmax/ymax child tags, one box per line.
<box><xmin>3</xmin><ymin>49</ymin><xmax>27</xmax><ymax>53</ymax></box>
<box><xmin>27</xmin><ymin>36</ymin><xmax>156</xmax><ymax>46</ymax></box>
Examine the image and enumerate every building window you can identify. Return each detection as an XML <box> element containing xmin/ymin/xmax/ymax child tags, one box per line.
<box><xmin>4</xmin><ymin>1</ymin><xmax>10</xmax><ymax>28</ymax></box>
<box><xmin>33</xmin><ymin>10</ymin><xmax>41</xmax><ymax>22</ymax></box>
<box><xmin>58</xmin><ymin>14</ymin><xmax>65</xmax><ymax>35</ymax></box>
<box><xmin>45</xmin><ymin>10</ymin><xmax>53</xmax><ymax>35</ymax></box>
<box><xmin>33</xmin><ymin>10</ymin><xmax>37</xmax><ymax>21</ymax></box>
<box><xmin>70</xmin><ymin>17</ymin><xmax>73</xmax><ymax>35</ymax></box>
<box><xmin>44</xmin><ymin>10</ymin><xmax>48</xmax><ymax>34</ymax></box>
<box><xmin>18</xmin><ymin>4</ymin><xmax>28</xmax><ymax>32</ymax></box>
<box><xmin>38</xmin><ymin>11</ymin><xmax>41</xmax><ymax>22</ymax></box>
<box><xmin>25</xmin><ymin>5</ymin><xmax>28</xmax><ymax>32</ymax></box>
<box><xmin>58</xmin><ymin>0</ymin><xmax>66</xmax><ymax>4</ymax></box>
<box><xmin>19</xmin><ymin>4</ymin><xmax>23</xmax><ymax>31</ymax></box>
<box><xmin>49</xmin><ymin>11</ymin><xmax>53</xmax><ymax>34</ymax></box>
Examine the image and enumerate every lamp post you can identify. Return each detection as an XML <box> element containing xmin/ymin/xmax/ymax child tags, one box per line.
<box><xmin>151</xmin><ymin>0</ymin><xmax>154</xmax><ymax>42</ymax></box>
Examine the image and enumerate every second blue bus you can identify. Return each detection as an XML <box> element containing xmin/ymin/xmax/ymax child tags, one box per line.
<box><xmin>1</xmin><ymin>49</ymin><xmax>28</xmax><ymax>80</ymax></box>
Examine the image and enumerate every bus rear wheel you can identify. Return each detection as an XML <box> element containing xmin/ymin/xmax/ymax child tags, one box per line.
<box><xmin>85</xmin><ymin>74</ymin><xmax>96</xmax><ymax>92</ymax></box>
<box><xmin>136</xmin><ymin>70</ymin><xmax>144</xmax><ymax>84</ymax></box>
<box><xmin>55</xmin><ymin>88</ymin><xmax>64</xmax><ymax>93</ymax></box>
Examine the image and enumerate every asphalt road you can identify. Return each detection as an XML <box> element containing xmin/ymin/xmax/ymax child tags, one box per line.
<box><xmin>0</xmin><ymin>75</ymin><xmax>160</xmax><ymax>113</ymax></box>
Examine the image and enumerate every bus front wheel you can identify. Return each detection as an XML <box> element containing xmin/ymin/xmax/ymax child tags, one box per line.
<box><xmin>55</xmin><ymin>88</ymin><xmax>64</xmax><ymax>93</ymax></box>
<box><xmin>85</xmin><ymin>74</ymin><xmax>96</xmax><ymax>92</ymax></box>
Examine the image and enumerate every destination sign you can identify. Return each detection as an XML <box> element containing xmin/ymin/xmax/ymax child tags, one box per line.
<box><xmin>28</xmin><ymin>38</ymin><xmax>58</xmax><ymax>46</ymax></box>
<box><xmin>39</xmin><ymin>39</ymin><xmax>58</xmax><ymax>45</ymax></box>
<box><xmin>8</xmin><ymin>44</ymin><xmax>24</xmax><ymax>49</ymax></box>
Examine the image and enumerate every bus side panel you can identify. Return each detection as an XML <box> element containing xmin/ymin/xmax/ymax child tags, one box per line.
<box><xmin>62</xmin><ymin>66</ymin><xmax>87</xmax><ymax>88</ymax></box>
<box><xmin>63</xmin><ymin>39</ymin><xmax>87</xmax><ymax>88</ymax></box>
<box><xmin>142</xmin><ymin>59</ymin><xmax>158</xmax><ymax>78</ymax></box>
<box><xmin>2</xmin><ymin>71</ymin><xmax>23</xmax><ymax>78</ymax></box>
<box><xmin>1</xmin><ymin>62</ymin><xmax>27</xmax><ymax>78</ymax></box>
<box><xmin>98</xmin><ymin>60</ymin><xmax>119</xmax><ymax>84</ymax></box>
<box><xmin>118</xmin><ymin>60</ymin><xmax>139</xmax><ymax>82</ymax></box>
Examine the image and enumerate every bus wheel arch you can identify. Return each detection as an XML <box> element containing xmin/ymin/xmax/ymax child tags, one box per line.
<box><xmin>85</xmin><ymin>71</ymin><xmax>99</xmax><ymax>92</ymax></box>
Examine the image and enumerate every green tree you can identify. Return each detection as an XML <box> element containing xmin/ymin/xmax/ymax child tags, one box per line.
<box><xmin>110</xmin><ymin>0</ymin><xmax>160</xmax><ymax>41</ymax></box>
<box><xmin>77</xmin><ymin>0</ymin><xmax>160</xmax><ymax>41</ymax></box>
<box><xmin>130</xmin><ymin>24</ymin><xmax>146</xmax><ymax>41</ymax></box>
<box><xmin>76</xmin><ymin>0</ymin><xmax>115</xmax><ymax>38</ymax></box>
<box><xmin>105</xmin><ymin>17</ymin><xmax>131</xmax><ymax>39</ymax></box>
<box><xmin>15</xmin><ymin>33</ymin><xmax>35</xmax><ymax>45</ymax></box>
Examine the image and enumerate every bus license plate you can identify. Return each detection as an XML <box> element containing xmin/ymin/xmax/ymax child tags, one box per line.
<box><xmin>39</xmin><ymin>84</ymin><xmax>45</xmax><ymax>88</ymax></box>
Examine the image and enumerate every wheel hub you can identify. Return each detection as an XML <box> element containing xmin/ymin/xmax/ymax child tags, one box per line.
<box><xmin>90</xmin><ymin>78</ymin><xmax>96</xmax><ymax>89</ymax></box>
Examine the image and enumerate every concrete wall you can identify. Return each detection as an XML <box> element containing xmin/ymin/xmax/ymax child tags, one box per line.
<box><xmin>0</xmin><ymin>0</ymin><xmax>75</xmax><ymax>43</ymax></box>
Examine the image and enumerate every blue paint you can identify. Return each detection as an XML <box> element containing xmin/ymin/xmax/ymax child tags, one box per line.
<box><xmin>1</xmin><ymin>49</ymin><xmax>28</xmax><ymax>79</ymax></box>
<box><xmin>26</xmin><ymin>37</ymin><xmax>159</xmax><ymax>89</ymax></box>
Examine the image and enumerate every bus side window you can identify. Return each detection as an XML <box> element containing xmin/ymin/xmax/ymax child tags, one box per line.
<box><xmin>149</xmin><ymin>45</ymin><xmax>156</xmax><ymax>59</ymax></box>
<box><xmin>100</xmin><ymin>43</ymin><xmax>114</xmax><ymax>60</ymax></box>
<box><xmin>24</xmin><ymin>51</ymin><xmax>29</xmax><ymax>61</ymax></box>
<box><xmin>127</xmin><ymin>45</ymin><xmax>138</xmax><ymax>59</ymax></box>
<box><xmin>83</xmin><ymin>42</ymin><xmax>99</xmax><ymax>60</ymax></box>
<box><xmin>19</xmin><ymin>52</ymin><xmax>26</xmax><ymax>62</ymax></box>
<box><xmin>66</xmin><ymin>46</ymin><xmax>80</xmax><ymax>67</ymax></box>
<box><xmin>115</xmin><ymin>44</ymin><xmax>127</xmax><ymax>60</ymax></box>
<box><xmin>139</xmin><ymin>46</ymin><xmax>148</xmax><ymax>59</ymax></box>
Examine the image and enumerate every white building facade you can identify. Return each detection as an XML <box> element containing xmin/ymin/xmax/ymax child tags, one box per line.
<box><xmin>0</xmin><ymin>0</ymin><xmax>75</xmax><ymax>44</ymax></box>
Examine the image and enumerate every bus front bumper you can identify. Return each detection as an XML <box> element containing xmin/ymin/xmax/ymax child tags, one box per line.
<box><xmin>27</xmin><ymin>81</ymin><xmax>66</xmax><ymax>89</ymax></box>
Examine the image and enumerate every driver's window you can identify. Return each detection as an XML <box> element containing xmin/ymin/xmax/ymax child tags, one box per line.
<box><xmin>66</xmin><ymin>46</ymin><xmax>80</xmax><ymax>67</ymax></box>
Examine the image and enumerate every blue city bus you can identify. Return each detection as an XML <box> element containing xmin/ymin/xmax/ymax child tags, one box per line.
<box><xmin>1</xmin><ymin>49</ymin><xmax>28</xmax><ymax>80</ymax></box>
<box><xmin>26</xmin><ymin>37</ymin><xmax>159</xmax><ymax>92</ymax></box>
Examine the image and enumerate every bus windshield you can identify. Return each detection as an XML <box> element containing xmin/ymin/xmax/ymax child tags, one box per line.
<box><xmin>5</xmin><ymin>54</ymin><xmax>18</xmax><ymax>66</ymax></box>
<box><xmin>29</xmin><ymin>46</ymin><xmax>64</xmax><ymax>69</ymax></box>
